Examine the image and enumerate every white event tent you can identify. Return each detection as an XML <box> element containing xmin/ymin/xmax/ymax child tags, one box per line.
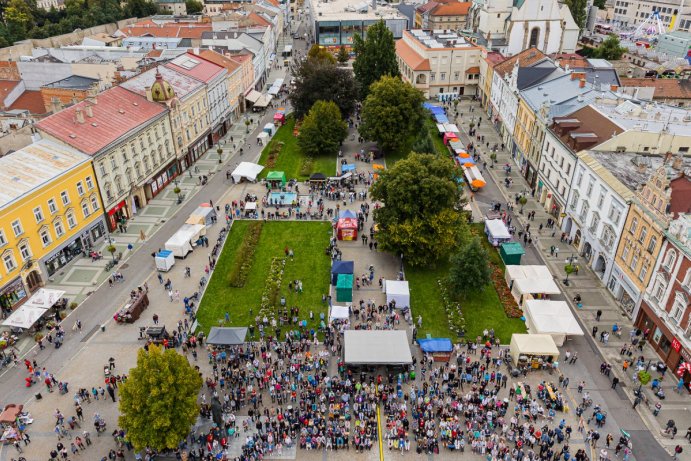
<box><xmin>231</xmin><ymin>162</ymin><xmax>264</xmax><ymax>183</ymax></box>
<box><xmin>383</xmin><ymin>280</ymin><xmax>410</xmax><ymax>308</ymax></box>
<box><xmin>523</xmin><ymin>299</ymin><xmax>584</xmax><ymax>346</ymax></box>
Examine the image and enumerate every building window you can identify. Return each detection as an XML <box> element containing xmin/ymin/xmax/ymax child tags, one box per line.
<box><xmin>54</xmin><ymin>220</ymin><xmax>65</xmax><ymax>238</ymax></box>
<box><xmin>18</xmin><ymin>242</ymin><xmax>31</xmax><ymax>261</ymax></box>
<box><xmin>630</xmin><ymin>217</ymin><xmax>638</xmax><ymax>234</ymax></box>
<box><xmin>67</xmin><ymin>212</ymin><xmax>77</xmax><ymax>229</ymax></box>
<box><xmin>529</xmin><ymin>27</ymin><xmax>540</xmax><ymax>47</ymax></box>
<box><xmin>589</xmin><ymin>213</ymin><xmax>600</xmax><ymax>233</ymax></box>
<box><xmin>77</xmin><ymin>181</ymin><xmax>85</xmax><ymax>196</ymax></box>
<box><xmin>629</xmin><ymin>253</ymin><xmax>639</xmax><ymax>271</ymax></box>
<box><xmin>597</xmin><ymin>191</ymin><xmax>606</xmax><ymax>208</ymax></box>
<box><xmin>652</xmin><ymin>276</ymin><xmax>666</xmax><ymax>304</ymax></box>
<box><xmin>622</xmin><ymin>243</ymin><xmax>630</xmax><ymax>261</ymax></box>
<box><xmin>91</xmin><ymin>196</ymin><xmax>100</xmax><ymax>211</ymax></box>
<box><xmin>39</xmin><ymin>228</ymin><xmax>51</xmax><ymax>247</ymax></box>
<box><xmin>682</xmin><ymin>269</ymin><xmax>691</xmax><ymax>292</ymax></box>
<box><xmin>638</xmin><ymin>226</ymin><xmax>647</xmax><ymax>243</ymax></box>
<box><xmin>82</xmin><ymin>202</ymin><xmax>90</xmax><ymax>218</ymax></box>
<box><xmin>608</xmin><ymin>205</ymin><xmax>621</xmax><ymax>225</ymax></box>
<box><xmin>33</xmin><ymin>206</ymin><xmax>44</xmax><ymax>223</ymax></box>
<box><xmin>48</xmin><ymin>198</ymin><xmax>58</xmax><ymax>214</ymax></box>
<box><xmin>639</xmin><ymin>263</ymin><xmax>648</xmax><ymax>282</ymax></box>
<box><xmin>586</xmin><ymin>179</ymin><xmax>594</xmax><ymax>197</ymax></box>
<box><xmin>670</xmin><ymin>293</ymin><xmax>686</xmax><ymax>325</ymax></box>
<box><xmin>11</xmin><ymin>219</ymin><xmax>23</xmax><ymax>237</ymax></box>
<box><xmin>663</xmin><ymin>249</ymin><xmax>677</xmax><ymax>271</ymax></box>
<box><xmin>86</xmin><ymin>176</ymin><xmax>94</xmax><ymax>190</ymax></box>
<box><xmin>570</xmin><ymin>192</ymin><xmax>579</xmax><ymax>210</ymax></box>
<box><xmin>0</xmin><ymin>230</ymin><xmax>6</xmax><ymax>247</ymax></box>
<box><xmin>60</xmin><ymin>191</ymin><xmax>70</xmax><ymax>205</ymax></box>
<box><xmin>2</xmin><ymin>251</ymin><xmax>17</xmax><ymax>272</ymax></box>
<box><xmin>647</xmin><ymin>236</ymin><xmax>657</xmax><ymax>254</ymax></box>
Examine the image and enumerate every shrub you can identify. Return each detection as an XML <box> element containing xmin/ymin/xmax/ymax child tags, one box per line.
<box><xmin>638</xmin><ymin>370</ymin><xmax>652</xmax><ymax>385</ymax></box>
<box><xmin>228</xmin><ymin>222</ymin><xmax>263</xmax><ymax>287</ymax></box>
<box><xmin>69</xmin><ymin>302</ymin><xmax>78</xmax><ymax>310</ymax></box>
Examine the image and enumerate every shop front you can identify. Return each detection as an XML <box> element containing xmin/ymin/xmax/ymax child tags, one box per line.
<box><xmin>0</xmin><ymin>277</ymin><xmax>28</xmax><ymax>312</ymax></box>
<box><xmin>185</xmin><ymin>130</ymin><xmax>212</xmax><ymax>169</ymax></box>
<box><xmin>42</xmin><ymin>234</ymin><xmax>85</xmax><ymax>277</ymax></box>
<box><xmin>147</xmin><ymin>160</ymin><xmax>180</xmax><ymax>199</ymax></box>
<box><xmin>107</xmin><ymin>199</ymin><xmax>129</xmax><ymax>231</ymax></box>
<box><xmin>607</xmin><ymin>264</ymin><xmax>641</xmax><ymax>318</ymax></box>
<box><xmin>525</xmin><ymin>161</ymin><xmax>538</xmax><ymax>191</ymax></box>
<box><xmin>636</xmin><ymin>300</ymin><xmax>690</xmax><ymax>384</ymax></box>
<box><xmin>211</xmin><ymin>119</ymin><xmax>230</xmax><ymax>144</ymax></box>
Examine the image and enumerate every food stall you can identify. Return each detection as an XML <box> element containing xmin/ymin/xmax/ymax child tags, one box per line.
<box><xmin>336</xmin><ymin>210</ymin><xmax>358</xmax><ymax>240</ymax></box>
<box><xmin>485</xmin><ymin>219</ymin><xmax>512</xmax><ymax>246</ymax></box>
<box><xmin>164</xmin><ymin>223</ymin><xmax>205</xmax><ymax>258</ymax></box>
<box><xmin>418</xmin><ymin>338</ymin><xmax>453</xmax><ymax>362</ymax></box>
<box><xmin>331</xmin><ymin>260</ymin><xmax>354</xmax><ymax>285</ymax></box>
<box><xmin>500</xmin><ymin>242</ymin><xmax>525</xmax><ymax>265</ymax></box>
<box><xmin>244</xmin><ymin>201</ymin><xmax>258</xmax><ymax>218</ymax></box>
<box><xmin>114</xmin><ymin>291</ymin><xmax>150</xmax><ymax>323</ymax></box>
<box><xmin>336</xmin><ymin>273</ymin><xmax>353</xmax><ymax>303</ymax></box>
<box><xmin>509</xmin><ymin>333</ymin><xmax>560</xmax><ymax>367</ymax></box>
<box><xmin>523</xmin><ymin>299</ymin><xmax>584</xmax><ymax>346</ymax></box>
<box><xmin>155</xmin><ymin>250</ymin><xmax>175</xmax><ymax>272</ymax></box>
<box><xmin>186</xmin><ymin>205</ymin><xmax>216</xmax><ymax>227</ymax></box>
<box><xmin>384</xmin><ymin>280</ymin><xmax>410</xmax><ymax>308</ymax></box>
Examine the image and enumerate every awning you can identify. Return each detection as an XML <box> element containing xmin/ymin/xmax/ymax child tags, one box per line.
<box><xmin>485</xmin><ymin>219</ymin><xmax>511</xmax><ymax>239</ymax></box>
<box><xmin>206</xmin><ymin>327</ymin><xmax>248</xmax><ymax>345</ymax></box>
<box><xmin>245</xmin><ymin>89</ymin><xmax>261</xmax><ymax>104</ymax></box>
<box><xmin>22</xmin><ymin>288</ymin><xmax>65</xmax><ymax>309</ymax></box>
<box><xmin>418</xmin><ymin>338</ymin><xmax>453</xmax><ymax>353</ymax></box>
<box><xmin>344</xmin><ymin>330</ymin><xmax>413</xmax><ymax>365</ymax></box>
<box><xmin>254</xmin><ymin>94</ymin><xmax>273</xmax><ymax>108</ymax></box>
<box><xmin>2</xmin><ymin>305</ymin><xmax>50</xmax><ymax>329</ymax></box>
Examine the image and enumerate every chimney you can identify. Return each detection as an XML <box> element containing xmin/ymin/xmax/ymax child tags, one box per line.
<box><xmin>637</xmin><ymin>161</ymin><xmax>647</xmax><ymax>174</ymax></box>
<box><xmin>672</xmin><ymin>155</ymin><xmax>683</xmax><ymax>171</ymax></box>
<box><xmin>579</xmin><ymin>78</ymin><xmax>586</xmax><ymax>88</ymax></box>
<box><xmin>75</xmin><ymin>107</ymin><xmax>85</xmax><ymax>124</ymax></box>
<box><xmin>145</xmin><ymin>86</ymin><xmax>153</xmax><ymax>102</ymax></box>
<box><xmin>664</xmin><ymin>151</ymin><xmax>674</xmax><ymax>164</ymax></box>
<box><xmin>610</xmin><ymin>84</ymin><xmax>618</xmax><ymax>92</ymax></box>
<box><xmin>571</xmin><ymin>72</ymin><xmax>585</xmax><ymax>81</ymax></box>
<box><xmin>50</xmin><ymin>97</ymin><xmax>63</xmax><ymax>113</ymax></box>
<box><xmin>85</xmin><ymin>104</ymin><xmax>93</xmax><ymax>118</ymax></box>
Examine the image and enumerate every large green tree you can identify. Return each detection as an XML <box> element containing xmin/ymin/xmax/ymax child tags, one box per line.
<box><xmin>370</xmin><ymin>153</ymin><xmax>469</xmax><ymax>266</ymax></box>
<box><xmin>594</xmin><ymin>35</ymin><xmax>626</xmax><ymax>60</ymax></box>
<box><xmin>359</xmin><ymin>76</ymin><xmax>425</xmax><ymax>154</ymax></box>
<box><xmin>352</xmin><ymin>20</ymin><xmax>399</xmax><ymax>98</ymax></box>
<box><xmin>564</xmin><ymin>0</ymin><xmax>588</xmax><ymax>30</ymax></box>
<box><xmin>119</xmin><ymin>346</ymin><xmax>202</xmax><ymax>452</ymax></box>
<box><xmin>448</xmin><ymin>238</ymin><xmax>491</xmax><ymax>297</ymax></box>
<box><xmin>289</xmin><ymin>58</ymin><xmax>357</xmax><ymax>119</ymax></box>
<box><xmin>185</xmin><ymin>0</ymin><xmax>203</xmax><ymax>13</ymax></box>
<box><xmin>298</xmin><ymin>100</ymin><xmax>348</xmax><ymax>158</ymax></box>
<box><xmin>307</xmin><ymin>44</ymin><xmax>336</xmax><ymax>64</ymax></box>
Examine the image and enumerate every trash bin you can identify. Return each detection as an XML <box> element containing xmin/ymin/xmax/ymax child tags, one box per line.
<box><xmin>35</xmin><ymin>393</ymin><xmax>42</xmax><ymax>400</ymax></box>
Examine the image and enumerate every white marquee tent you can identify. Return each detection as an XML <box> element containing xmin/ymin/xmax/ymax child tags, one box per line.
<box><xmin>511</xmin><ymin>278</ymin><xmax>561</xmax><ymax>306</ymax></box>
<box><xmin>509</xmin><ymin>334</ymin><xmax>560</xmax><ymax>365</ymax></box>
<box><xmin>231</xmin><ymin>162</ymin><xmax>264</xmax><ymax>183</ymax></box>
<box><xmin>505</xmin><ymin>265</ymin><xmax>553</xmax><ymax>288</ymax></box>
<box><xmin>523</xmin><ymin>299</ymin><xmax>584</xmax><ymax>346</ymax></box>
<box><xmin>384</xmin><ymin>280</ymin><xmax>410</xmax><ymax>308</ymax></box>
<box><xmin>344</xmin><ymin>330</ymin><xmax>413</xmax><ymax>365</ymax></box>
<box><xmin>329</xmin><ymin>304</ymin><xmax>350</xmax><ymax>321</ymax></box>
<box><xmin>164</xmin><ymin>223</ymin><xmax>205</xmax><ymax>258</ymax></box>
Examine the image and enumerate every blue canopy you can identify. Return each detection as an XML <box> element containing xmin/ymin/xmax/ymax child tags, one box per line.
<box><xmin>456</xmin><ymin>156</ymin><xmax>475</xmax><ymax>165</ymax></box>
<box><xmin>331</xmin><ymin>260</ymin><xmax>354</xmax><ymax>285</ymax></box>
<box><xmin>418</xmin><ymin>338</ymin><xmax>453</xmax><ymax>353</ymax></box>
<box><xmin>423</xmin><ymin>102</ymin><xmax>445</xmax><ymax>114</ymax></box>
<box><xmin>435</xmin><ymin>114</ymin><xmax>449</xmax><ymax>124</ymax></box>
<box><xmin>341</xmin><ymin>164</ymin><xmax>356</xmax><ymax>172</ymax></box>
<box><xmin>340</xmin><ymin>209</ymin><xmax>357</xmax><ymax>219</ymax></box>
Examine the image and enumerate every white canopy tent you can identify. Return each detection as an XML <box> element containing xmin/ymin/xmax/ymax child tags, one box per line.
<box><xmin>254</xmin><ymin>94</ymin><xmax>273</xmax><ymax>108</ymax></box>
<box><xmin>524</xmin><ymin>300</ymin><xmax>584</xmax><ymax>346</ymax></box>
<box><xmin>186</xmin><ymin>206</ymin><xmax>216</xmax><ymax>227</ymax></box>
<box><xmin>344</xmin><ymin>330</ymin><xmax>413</xmax><ymax>365</ymax></box>
<box><xmin>257</xmin><ymin>131</ymin><xmax>270</xmax><ymax>145</ymax></box>
<box><xmin>2</xmin><ymin>305</ymin><xmax>49</xmax><ymax>329</ymax></box>
<box><xmin>231</xmin><ymin>162</ymin><xmax>264</xmax><ymax>183</ymax></box>
<box><xmin>22</xmin><ymin>288</ymin><xmax>65</xmax><ymax>309</ymax></box>
<box><xmin>245</xmin><ymin>89</ymin><xmax>261</xmax><ymax>104</ymax></box>
<box><xmin>164</xmin><ymin>223</ymin><xmax>205</xmax><ymax>258</ymax></box>
<box><xmin>511</xmin><ymin>277</ymin><xmax>561</xmax><ymax>306</ymax></box>
<box><xmin>505</xmin><ymin>265</ymin><xmax>553</xmax><ymax>288</ymax></box>
<box><xmin>436</xmin><ymin>123</ymin><xmax>446</xmax><ymax>133</ymax></box>
<box><xmin>244</xmin><ymin>202</ymin><xmax>257</xmax><ymax>211</ymax></box>
<box><xmin>383</xmin><ymin>280</ymin><xmax>410</xmax><ymax>308</ymax></box>
<box><xmin>329</xmin><ymin>304</ymin><xmax>350</xmax><ymax>321</ymax></box>
<box><xmin>443</xmin><ymin>123</ymin><xmax>459</xmax><ymax>133</ymax></box>
<box><xmin>485</xmin><ymin>219</ymin><xmax>511</xmax><ymax>246</ymax></box>
<box><xmin>509</xmin><ymin>334</ymin><xmax>560</xmax><ymax>365</ymax></box>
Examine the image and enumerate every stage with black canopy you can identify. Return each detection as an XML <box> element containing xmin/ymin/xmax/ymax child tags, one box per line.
<box><xmin>206</xmin><ymin>327</ymin><xmax>248</xmax><ymax>346</ymax></box>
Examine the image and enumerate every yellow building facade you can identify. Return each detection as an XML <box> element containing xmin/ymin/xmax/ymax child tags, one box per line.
<box><xmin>0</xmin><ymin>140</ymin><xmax>106</xmax><ymax>311</ymax></box>
<box><xmin>513</xmin><ymin>97</ymin><xmax>536</xmax><ymax>163</ymax></box>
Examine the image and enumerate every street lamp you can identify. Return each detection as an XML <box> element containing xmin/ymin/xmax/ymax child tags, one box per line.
<box><xmin>563</xmin><ymin>254</ymin><xmax>577</xmax><ymax>286</ymax></box>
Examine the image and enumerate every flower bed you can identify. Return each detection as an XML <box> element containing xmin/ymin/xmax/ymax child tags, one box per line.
<box><xmin>265</xmin><ymin>141</ymin><xmax>283</xmax><ymax>168</ymax></box>
<box><xmin>227</xmin><ymin>222</ymin><xmax>263</xmax><ymax>287</ymax></box>
<box><xmin>258</xmin><ymin>257</ymin><xmax>287</xmax><ymax>322</ymax></box>
<box><xmin>490</xmin><ymin>263</ymin><xmax>522</xmax><ymax>318</ymax></box>
<box><xmin>438</xmin><ymin>280</ymin><xmax>465</xmax><ymax>335</ymax></box>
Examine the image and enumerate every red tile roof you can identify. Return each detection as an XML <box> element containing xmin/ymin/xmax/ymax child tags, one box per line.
<box><xmin>485</xmin><ymin>51</ymin><xmax>505</xmax><ymax>67</ymax></box>
<box><xmin>164</xmin><ymin>53</ymin><xmax>225</xmax><ymax>84</ymax></box>
<box><xmin>120</xmin><ymin>24</ymin><xmax>211</xmax><ymax>40</ymax></box>
<box><xmin>36</xmin><ymin>86</ymin><xmax>166</xmax><ymax>156</ymax></box>
<box><xmin>431</xmin><ymin>1</ymin><xmax>471</xmax><ymax>16</ymax></box>
<box><xmin>396</xmin><ymin>39</ymin><xmax>430</xmax><ymax>71</ymax></box>
<box><xmin>197</xmin><ymin>49</ymin><xmax>241</xmax><ymax>73</ymax></box>
<box><xmin>9</xmin><ymin>90</ymin><xmax>47</xmax><ymax>114</ymax></box>
<box><xmin>465</xmin><ymin>66</ymin><xmax>480</xmax><ymax>74</ymax></box>
<box><xmin>416</xmin><ymin>1</ymin><xmax>438</xmax><ymax>13</ymax></box>
<box><xmin>0</xmin><ymin>80</ymin><xmax>20</xmax><ymax>98</ymax></box>
<box><xmin>494</xmin><ymin>47</ymin><xmax>546</xmax><ymax>78</ymax></box>
<box><xmin>619</xmin><ymin>78</ymin><xmax>691</xmax><ymax>100</ymax></box>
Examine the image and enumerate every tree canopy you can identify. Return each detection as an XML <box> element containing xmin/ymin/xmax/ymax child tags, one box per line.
<box><xmin>359</xmin><ymin>76</ymin><xmax>425</xmax><ymax>154</ymax></box>
<box><xmin>564</xmin><ymin>0</ymin><xmax>588</xmax><ymax>30</ymax></box>
<box><xmin>289</xmin><ymin>57</ymin><xmax>357</xmax><ymax>119</ymax></box>
<box><xmin>298</xmin><ymin>100</ymin><xmax>348</xmax><ymax>158</ymax></box>
<box><xmin>593</xmin><ymin>35</ymin><xmax>627</xmax><ymax>60</ymax></box>
<box><xmin>0</xmin><ymin>0</ymin><xmax>159</xmax><ymax>46</ymax></box>
<box><xmin>370</xmin><ymin>153</ymin><xmax>469</xmax><ymax>266</ymax></box>
<box><xmin>119</xmin><ymin>345</ymin><xmax>202</xmax><ymax>452</ymax></box>
<box><xmin>352</xmin><ymin>20</ymin><xmax>399</xmax><ymax>98</ymax></box>
<box><xmin>185</xmin><ymin>0</ymin><xmax>203</xmax><ymax>14</ymax></box>
<box><xmin>307</xmin><ymin>44</ymin><xmax>336</xmax><ymax>64</ymax></box>
<box><xmin>448</xmin><ymin>238</ymin><xmax>491</xmax><ymax>297</ymax></box>
<box><xmin>337</xmin><ymin>45</ymin><xmax>349</xmax><ymax>64</ymax></box>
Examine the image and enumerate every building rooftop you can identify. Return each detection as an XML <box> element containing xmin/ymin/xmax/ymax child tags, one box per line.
<box><xmin>584</xmin><ymin>151</ymin><xmax>664</xmax><ymax>194</ymax></box>
<box><xmin>551</xmin><ymin>105</ymin><xmax>625</xmax><ymax>153</ymax></box>
<box><xmin>42</xmin><ymin>75</ymin><xmax>99</xmax><ymax>90</ymax></box>
<box><xmin>0</xmin><ymin>139</ymin><xmax>90</xmax><ymax>210</ymax></box>
<box><xmin>494</xmin><ymin>47</ymin><xmax>546</xmax><ymax>78</ymax></box>
<box><xmin>120</xmin><ymin>65</ymin><xmax>204</xmax><ymax>102</ymax></box>
<box><xmin>430</xmin><ymin>1</ymin><xmax>471</xmax><ymax>16</ymax></box>
<box><xmin>396</xmin><ymin>39</ymin><xmax>430</xmax><ymax>71</ymax></box>
<box><xmin>592</xmin><ymin>98</ymin><xmax>691</xmax><ymax>136</ymax></box>
<box><xmin>164</xmin><ymin>53</ymin><xmax>225</xmax><ymax>84</ymax></box>
<box><xmin>9</xmin><ymin>90</ymin><xmax>47</xmax><ymax>114</ymax></box>
<box><xmin>308</xmin><ymin>0</ymin><xmax>408</xmax><ymax>21</ymax></box>
<box><xmin>119</xmin><ymin>23</ymin><xmax>212</xmax><ymax>39</ymax></box>
<box><xmin>619</xmin><ymin>78</ymin><xmax>691</xmax><ymax>100</ymax></box>
<box><xmin>36</xmin><ymin>86</ymin><xmax>166</xmax><ymax>156</ymax></box>
<box><xmin>408</xmin><ymin>29</ymin><xmax>477</xmax><ymax>49</ymax></box>
<box><xmin>196</xmin><ymin>49</ymin><xmax>242</xmax><ymax>73</ymax></box>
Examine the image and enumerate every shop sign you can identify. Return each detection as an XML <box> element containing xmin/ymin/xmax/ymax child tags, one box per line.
<box><xmin>108</xmin><ymin>200</ymin><xmax>127</xmax><ymax>216</ymax></box>
<box><xmin>672</xmin><ymin>337</ymin><xmax>682</xmax><ymax>353</ymax></box>
<box><xmin>681</xmin><ymin>348</ymin><xmax>691</xmax><ymax>362</ymax></box>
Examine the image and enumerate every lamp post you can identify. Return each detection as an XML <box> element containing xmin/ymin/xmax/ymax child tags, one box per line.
<box><xmin>563</xmin><ymin>254</ymin><xmax>577</xmax><ymax>286</ymax></box>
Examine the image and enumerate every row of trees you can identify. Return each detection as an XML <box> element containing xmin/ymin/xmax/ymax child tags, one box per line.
<box><xmin>0</xmin><ymin>0</ymin><xmax>159</xmax><ymax>47</ymax></box>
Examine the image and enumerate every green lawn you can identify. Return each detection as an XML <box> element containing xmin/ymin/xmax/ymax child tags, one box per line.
<box><xmin>406</xmin><ymin>226</ymin><xmax>526</xmax><ymax>344</ymax></box>
<box><xmin>197</xmin><ymin>221</ymin><xmax>333</xmax><ymax>336</ymax></box>
<box><xmin>257</xmin><ymin>117</ymin><xmax>336</xmax><ymax>180</ymax></box>
<box><xmin>385</xmin><ymin>117</ymin><xmax>450</xmax><ymax>165</ymax></box>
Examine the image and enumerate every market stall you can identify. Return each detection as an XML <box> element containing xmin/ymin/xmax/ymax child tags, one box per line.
<box><xmin>511</xmin><ymin>277</ymin><xmax>561</xmax><ymax>306</ymax></box>
<box><xmin>500</xmin><ymin>242</ymin><xmax>525</xmax><ymax>265</ymax></box>
<box><xmin>344</xmin><ymin>330</ymin><xmax>413</xmax><ymax>366</ymax></box>
<box><xmin>309</xmin><ymin>172</ymin><xmax>327</xmax><ymax>184</ymax></box>
<box><xmin>206</xmin><ymin>327</ymin><xmax>248</xmax><ymax>346</ymax></box>
<box><xmin>266</xmin><ymin>171</ymin><xmax>287</xmax><ymax>188</ymax></box>
<box><xmin>336</xmin><ymin>210</ymin><xmax>358</xmax><ymax>240</ymax></box>
<box><xmin>186</xmin><ymin>205</ymin><xmax>216</xmax><ymax>227</ymax></box>
<box><xmin>509</xmin><ymin>333</ymin><xmax>560</xmax><ymax>366</ymax></box>
<box><xmin>231</xmin><ymin>162</ymin><xmax>264</xmax><ymax>183</ymax></box>
<box><xmin>263</xmin><ymin>122</ymin><xmax>276</xmax><ymax>136</ymax></box>
<box><xmin>336</xmin><ymin>273</ymin><xmax>353</xmax><ymax>302</ymax></box>
<box><xmin>523</xmin><ymin>300</ymin><xmax>583</xmax><ymax>346</ymax></box>
<box><xmin>257</xmin><ymin>131</ymin><xmax>270</xmax><ymax>146</ymax></box>
<box><xmin>384</xmin><ymin>280</ymin><xmax>410</xmax><ymax>308</ymax></box>
<box><xmin>463</xmin><ymin>165</ymin><xmax>486</xmax><ymax>190</ymax></box>
<box><xmin>244</xmin><ymin>201</ymin><xmax>258</xmax><ymax>218</ymax></box>
<box><xmin>273</xmin><ymin>111</ymin><xmax>286</xmax><ymax>125</ymax></box>
<box><xmin>418</xmin><ymin>338</ymin><xmax>453</xmax><ymax>362</ymax></box>
<box><xmin>485</xmin><ymin>219</ymin><xmax>512</xmax><ymax>246</ymax></box>
<box><xmin>2</xmin><ymin>305</ymin><xmax>49</xmax><ymax>329</ymax></box>
<box><xmin>504</xmin><ymin>265</ymin><xmax>553</xmax><ymax>288</ymax></box>
<box><xmin>164</xmin><ymin>223</ymin><xmax>205</xmax><ymax>258</ymax></box>
<box><xmin>443</xmin><ymin>132</ymin><xmax>459</xmax><ymax>145</ymax></box>
<box><xmin>114</xmin><ymin>291</ymin><xmax>149</xmax><ymax>323</ymax></box>
<box><xmin>155</xmin><ymin>250</ymin><xmax>175</xmax><ymax>272</ymax></box>
<box><xmin>329</xmin><ymin>304</ymin><xmax>350</xmax><ymax>321</ymax></box>
<box><xmin>331</xmin><ymin>260</ymin><xmax>354</xmax><ymax>285</ymax></box>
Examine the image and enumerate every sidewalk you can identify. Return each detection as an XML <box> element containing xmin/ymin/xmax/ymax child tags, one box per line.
<box><xmin>451</xmin><ymin>97</ymin><xmax>691</xmax><ymax>458</ymax></box>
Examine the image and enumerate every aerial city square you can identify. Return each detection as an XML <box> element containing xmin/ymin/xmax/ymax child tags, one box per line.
<box><xmin>0</xmin><ymin>0</ymin><xmax>689</xmax><ymax>459</ymax></box>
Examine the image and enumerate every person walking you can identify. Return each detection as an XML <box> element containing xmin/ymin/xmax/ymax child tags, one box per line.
<box><xmin>611</xmin><ymin>377</ymin><xmax>619</xmax><ymax>389</ymax></box>
<box><xmin>596</xmin><ymin>310</ymin><xmax>602</xmax><ymax>321</ymax></box>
